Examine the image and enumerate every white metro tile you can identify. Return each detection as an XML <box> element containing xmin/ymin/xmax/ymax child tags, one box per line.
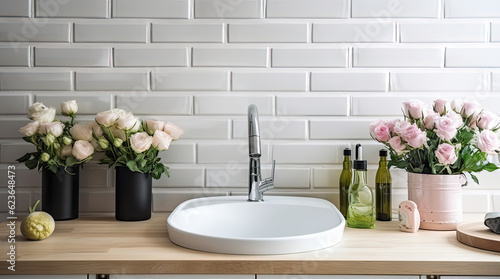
<box><xmin>80</xmin><ymin>166</ymin><xmax>109</xmax><ymax>188</ymax></box>
<box><xmin>310</xmin><ymin>119</ymin><xmax>372</xmax><ymax>140</ymax></box>
<box><xmin>114</xmin><ymin>48</ymin><xmax>188</xmax><ymax>67</ymax></box>
<box><xmin>232</xmin><ymin>72</ymin><xmax>307</xmax><ymax>91</ymax></box>
<box><xmin>0</xmin><ymin>142</ymin><xmax>34</xmax><ymax>163</ymax></box>
<box><xmin>192</xmin><ymin>48</ymin><xmax>267</xmax><ymax>67</ymax></box>
<box><xmin>0</xmin><ymin>192</ymin><xmax>32</xmax><ymax>214</ymax></box>
<box><xmin>400</xmin><ymin>23</ymin><xmax>486</xmax><ymax>43</ymax></box>
<box><xmin>360</xmin><ymin>142</ymin><xmax>388</xmax><ymax>164</ymax></box>
<box><xmin>195</xmin><ymin>0</ymin><xmax>261</xmax><ymax>18</ymax></box>
<box><xmin>206</xmin><ymin>165</ymin><xmax>247</xmax><ymax>187</ymax></box>
<box><xmin>80</xmin><ymin>190</ymin><xmax>114</xmax><ymax>212</ymax></box>
<box><xmin>313</xmin><ymin>167</ymin><xmax>342</xmax><ymax>188</ymax></box>
<box><xmin>462</xmin><ymin>191</ymin><xmax>491</xmax><ymax>213</ymax></box>
<box><xmin>233</xmin><ymin>118</ymin><xmax>307</xmax><ymax>140</ymax></box>
<box><xmin>492</xmin><ymin>73</ymin><xmax>500</xmax><ymax>92</ymax></box>
<box><xmin>194</xmin><ymin>95</ymin><xmax>274</xmax><ymax>115</ymax></box>
<box><xmin>311</xmin><ymin>72</ymin><xmax>387</xmax><ymax>92</ymax></box>
<box><xmin>36</xmin><ymin>0</ymin><xmax>108</xmax><ymax>18</ymax></box>
<box><xmin>273</xmin><ymin>143</ymin><xmax>350</xmax><ymax>164</ymax></box>
<box><xmin>493</xmin><ymin>194</ymin><xmax>500</xmax><ymax>211</ymax></box>
<box><xmin>272</xmin><ymin>48</ymin><xmax>347</xmax><ymax>68</ymax></box>
<box><xmin>352</xmin><ymin>0</ymin><xmax>439</xmax><ymax>18</ymax></box>
<box><xmin>198</xmin><ymin>141</ymin><xmax>270</xmax><ymax>164</ymax></box>
<box><xmin>277</xmin><ymin>96</ymin><xmax>348</xmax><ymax>116</ymax></box>
<box><xmin>445</xmin><ymin>48</ymin><xmax>500</xmax><ymax>68</ymax></box>
<box><xmin>0</xmin><ymin>72</ymin><xmax>72</xmax><ymax>91</ymax></box>
<box><xmin>115</xmin><ymin>95</ymin><xmax>192</xmax><ymax>115</ymax></box>
<box><xmin>352</xmin><ymin>96</ymin><xmax>436</xmax><ymax>116</ymax></box>
<box><xmin>0</xmin><ymin>0</ymin><xmax>30</xmax><ymax>17</ymax></box>
<box><xmin>153</xmin><ymin>166</ymin><xmax>204</xmax><ymax>187</ymax></box>
<box><xmin>229</xmin><ymin>23</ymin><xmax>308</xmax><ymax>43</ymax></box>
<box><xmin>0</xmin><ymin>166</ymin><xmax>40</xmax><ymax>187</ymax></box>
<box><xmin>390</xmin><ymin>72</ymin><xmax>486</xmax><ymax>92</ymax></box>
<box><xmin>152</xmin><ymin>24</ymin><xmax>223</xmax><ymax>43</ymax></box>
<box><xmin>0</xmin><ymin>94</ymin><xmax>30</xmax><ymax>114</ymax></box>
<box><xmin>313</xmin><ymin>23</ymin><xmax>395</xmax><ymax>43</ymax></box>
<box><xmin>0</xmin><ymin>46</ymin><xmax>29</xmax><ymax>66</ymax></box>
<box><xmin>444</xmin><ymin>0</ymin><xmax>500</xmax><ymax>18</ymax></box>
<box><xmin>113</xmin><ymin>0</ymin><xmax>189</xmax><ymax>18</ymax></box>
<box><xmin>167</xmin><ymin>117</ymin><xmax>230</xmax><ymax>139</ymax></box>
<box><xmin>74</xmin><ymin>23</ymin><xmax>147</xmax><ymax>43</ymax></box>
<box><xmin>353</xmin><ymin>47</ymin><xmax>443</xmax><ymax>68</ymax></box>
<box><xmin>35</xmin><ymin>94</ymin><xmax>112</xmax><ymax>114</ymax></box>
<box><xmin>0</xmin><ymin>22</ymin><xmax>70</xmax><ymax>42</ymax></box>
<box><xmin>152</xmin><ymin>71</ymin><xmax>229</xmax><ymax>91</ymax></box>
<box><xmin>492</xmin><ymin>23</ymin><xmax>500</xmax><ymax>42</ymax></box>
<box><xmin>267</xmin><ymin>0</ymin><xmax>348</xmax><ymax>18</ymax></box>
<box><xmin>0</xmin><ymin>120</ymin><xmax>30</xmax><ymax>139</ymax></box>
<box><xmin>273</xmin><ymin>167</ymin><xmax>310</xmax><ymax>189</ymax></box>
<box><xmin>35</xmin><ymin>47</ymin><xmax>110</xmax><ymax>67</ymax></box>
<box><xmin>159</xmin><ymin>142</ymin><xmax>196</xmax><ymax>164</ymax></box>
<box><xmin>76</xmin><ymin>72</ymin><xmax>148</xmax><ymax>91</ymax></box>
<box><xmin>152</xmin><ymin>191</ymin><xmax>230</xmax><ymax>212</ymax></box>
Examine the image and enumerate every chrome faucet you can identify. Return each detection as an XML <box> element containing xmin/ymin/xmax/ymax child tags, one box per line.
<box><xmin>248</xmin><ymin>104</ymin><xmax>275</xmax><ymax>202</ymax></box>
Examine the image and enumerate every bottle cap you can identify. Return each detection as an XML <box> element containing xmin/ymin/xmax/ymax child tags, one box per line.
<box><xmin>343</xmin><ymin>148</ymin><xmax>351</xmax><ymax>156</ymax></box>
<box><xmin>379</xmin><ymin>149</ymin><xmax>388</xmax><ymax>156</ymax></box>
<box><xmin>353</xmin><ymin>144</ymin><xmax>367</xmax><ymax>171</ymax></box>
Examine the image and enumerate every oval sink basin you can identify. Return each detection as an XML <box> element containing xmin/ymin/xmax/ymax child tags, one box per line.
<box><xmin>166</xmin><ymin>196</ymin><xmax>345</xmax><ymax>255</ymax></box>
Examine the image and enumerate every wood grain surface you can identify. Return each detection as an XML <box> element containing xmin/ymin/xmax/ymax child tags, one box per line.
<box><xmin>457</xmin><ymin>221</ymin><xmax>500</xmax><ymax>252</ymax></box>
<box><xmin>1</xmin><ymin>214</ymin><xmax>500</xmax><ymax>275</ymax></box>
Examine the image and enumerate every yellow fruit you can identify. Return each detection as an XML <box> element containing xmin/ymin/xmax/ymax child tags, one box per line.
<box><xmin>20</xmin><ymin>200</ymin><xmax>55</xmax><ymax>241</ymax></box>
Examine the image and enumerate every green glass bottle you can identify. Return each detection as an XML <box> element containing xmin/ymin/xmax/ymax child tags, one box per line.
<box><xmin>347</xmin><ymin>144</ymin><xmax>375</xmax><ymax>229</ymax></box>
<box><xmin>376</xmin><ymin>149</ymin><xmax>392</xmax><ymax>221</ymax></box>
<box><xmin>339</xmin><ymin>148</ymin><xmax>352</xmax><ymax>219</ymax></box>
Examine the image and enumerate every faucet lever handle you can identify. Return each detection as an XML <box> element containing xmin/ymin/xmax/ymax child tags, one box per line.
<box><xmin>270</xmin><ymin>160</ymin><xmax>276</xmax><ymax>182</ymax></box>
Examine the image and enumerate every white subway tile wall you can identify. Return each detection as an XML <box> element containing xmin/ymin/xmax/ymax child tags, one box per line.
<box><xmin>1</xmin><ymin>0</ymin><xmax>500</xmax><ymax>217</ymax></box>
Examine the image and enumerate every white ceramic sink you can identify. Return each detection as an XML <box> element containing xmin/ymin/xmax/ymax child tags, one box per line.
<box><xmin>166</xmin><ymin>196</ymin><xmax>345</xmax><ymax>255</ymax></box>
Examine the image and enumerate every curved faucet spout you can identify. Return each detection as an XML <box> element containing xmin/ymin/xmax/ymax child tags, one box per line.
<box><xmin>247</xmin><ymin>104</ymin><xmax>275</xmax><ymax>202</ymax></box>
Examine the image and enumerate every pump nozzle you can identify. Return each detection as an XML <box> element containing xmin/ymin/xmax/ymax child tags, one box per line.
<box><xmin>353</xmin><ymin>144</ymin><xmax>367</xmax><ymax>171</ymax></box>
<box><xmin>355</xmin><ymin>144</ymin><xmax>362</xmax><ymax>160</ymax></box>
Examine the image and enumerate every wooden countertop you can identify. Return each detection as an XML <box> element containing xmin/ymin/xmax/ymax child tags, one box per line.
<box><xmin>1</xmin><ymin>214</ymin><xmax>500</xmax><ymax>275</ymax></box>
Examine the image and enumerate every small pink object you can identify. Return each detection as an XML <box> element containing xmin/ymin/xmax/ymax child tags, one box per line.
<box><xmin>399</xmin><ymin>200</ymin><xmax>420</xmax><ymax>233</ymax></box>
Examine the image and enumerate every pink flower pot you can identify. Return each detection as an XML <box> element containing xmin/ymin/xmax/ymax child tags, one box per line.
<box><xmin>407</xmin><ymin>172</ymin><xmax>467</xmax><ymax>231</ymax></box>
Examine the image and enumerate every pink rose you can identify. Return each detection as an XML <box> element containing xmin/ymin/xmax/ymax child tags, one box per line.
<box><xmin>72</xmin><ymin>140</ymin><xmax>94</xmax><ymax>161</ymax></box>
<box><xmin>163</xmin><ymin>122</ymin><xmax>184</xmax><ymax>140</ymax></box>
<box><xmin>445</xmin><ymin>111</ymin><xmax>463</xmax><ymax>129</ymax></box>
<box><xmin>152</xmin><ymin>130</ymin><xmax>173</xmax><ymax>151</ymax></box>
<box><xmin>403</xmin><ymin>99</ymin><xmax>425</xmax><ymax>120</ymax></box>
<box><xmin>435</xmin><ymin>117</ymin><xmax>457</xmax><ymax>141</ymax></box>
<box><xmin>393</xmin><ymin>120</ymin><xmax>411</xmax><ymax>135</ymax></box>
<box><xmin>477</xmin><ymin>130</ymin><xmax>500</xmax><ymax>155</ymax></box>
<box><xmin>401</xmin><ymin>124</ymin><xmax>427</xmax><ymax>148</ymax></box>
<box><xmin>144</xmin><ymin>120</ymin><xmax>165</xmax><ymax>135</ymax></box>
<box><xmin>424</xmin><ymin>110</ymin><xmax>440</xmax><ymax>130</ymax></box>
<box><xmin>433</xmin><ymin>99</ymin><xmax>449</xmax><ymax>115</ymax></box>
<box><xmin>461</xmin><ymin>100</ymin><xmax>480</xmax><ymax>118</ymax></box>
<box><xmin>19</xmin><ymin>121</ymin><xmax>40</xmax><ymax>136</ymax></box>
<box><xmin>39</xmin><ymin>121</ymin><xmax>65</xmax><ymax>137</ymax></box>
<box><xmin>384</xmin><ymin>119</ymin><xmax>400</xmax><ymax>134</ymax></box>
<box><xmin>388</xmin><ymin>136</ymin><xmax>406</xmax><ymax>155</ymax></box>
<box><xmin>451</xmin><ymin>99</ymin><xmax>464</xmax><ymax>113</ymax></box>
<box><xmin>369</xmin><ymin>120</ymin><xmax>391</xmax><ymax>142</ymax></box>
<box><xmin>435</xmin><ymin>143</ymin><xmax>458</xmax><ymax>165</ymax></box>
<box><xmin>130</xmin><ymin>132</ymin><xmax>153</xmax><ymax>153</ymax></box>
<box><xmin>477</xmin><ymin>111</ymin><xmax>498</xmax><ymax>130</ymax></box>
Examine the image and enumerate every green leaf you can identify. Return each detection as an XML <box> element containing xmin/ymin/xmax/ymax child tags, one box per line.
<box><xmin>137</xmin><ymin>159</ymin><xmax>147</xmax><ymax>169</ymax></box>
<box><xmin>25</xmin><ymin>158</ymin><xmax>38</xmax><ymax>169</ymax></box>
<box><xmin>483</xmin><ymin>163</ymin><xmax>500</xmax><ymax>172</ymax></box>
<box><xmin>17</xmin><ymin>152</ymin><xmax>32</xmax><ymax>163</ymax></box>
<box><xmin>65</xmin><ymin>156</ymin><xmax>77</xmax><ymax>167</ymax></box>
<box><xmin>126</xmin><ymin>160</ymin><xmax>140</xmax><ymax>172</ymax></box>
<box><xmin>470</xmin><ymin>173</ymin><xmax>479</xmax><ymax>185</ymax></box>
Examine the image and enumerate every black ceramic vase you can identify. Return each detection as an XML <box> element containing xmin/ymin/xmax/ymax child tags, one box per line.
<box><xmin>42</xmin><ymin>166</ymin><xmax>79</xmax><ymax>221</ymax></box>
<box><xmin>115</xmin><ymin>166</ymin><xmax>152</xmax><ymax>221</ymax></box>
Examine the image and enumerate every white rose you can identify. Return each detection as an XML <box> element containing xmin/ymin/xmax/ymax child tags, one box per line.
<box><xmin>163</xmin><ymin>122</ymin><xmax>184</xmax><ymax>140</ymax></box>
<box><xmin>451</xmin><ymin>99</ymin><xmax>464</xmax><ymax>113</ymax></box>
<box><xmin>19</xmin><ymin>121</ymin><xmax>40</xmax><ymax>136</ymax></box>
<box><xmin>91</xmin><ymin>122</ymin><xmax>103</xmax><ymax>138</ymax></box>
<box><xmin>95</xmin><ymin>109</ymin><xmax>119</xmax><ymax>127</ymax></box>
<box><xmin>28</xmin><ymin>102</ymin><xmax>56</xmax><ymax>123</ymax></box>
<box><xmin>111</xmin><ymin>127</ymin><xmax>127</xmax><ymax>141</ymax></box>
<box><xmin>61</xmin><ymin>100</ymin><xmax>78</xmax><ymax>116</ymax></box>
<box><xmin>130</xmin><ymin>132</ymin><xmax>153</xmax><ymax>153</ymax></box>
<box><xmin>60</xmin><ymin>145</ymin><xmax>73</xmax><ymax>158</ymax></box>
<box><xmin>152</xmin><ymin>130</ymin><xmax>173</xmax><ymax>151</ymax></box>
<box><xmin>143</xmin><ymin>120</ymin><xmax>165</xmax><ymax>135</ymax></box>
<box><xmin>70</xmin><ymin>122</ymin><xmax>93</xmax><ymax>141</ymax></box>
<box><xmin>116</xmin><ymin>112</ymin><xmax>140</xmax><ymax>132</ymax></box>
<box><xmin>72</xmin><ymin>140</ymin><xmax>94</xmax><ymax>161</ymax></box>
<box><xmin>39</xmin><ymin>121</ymin><xmax>65</xmax><ymax>137</ymax></box>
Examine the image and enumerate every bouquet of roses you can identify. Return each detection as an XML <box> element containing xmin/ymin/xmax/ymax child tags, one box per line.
<box><xmin>93</xmin><ymin>108</ymin><xmax>183</xmax><ymax>179</ymax></box>
<box><xmin>17</xmin><ymin>101</ymin><xmax>95</xmax><ymax>173</ymax></box>
<box><xmin>369</xmin><ymin>99</ymin><xmax>500</xmax><ymax>184</ymax></box>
